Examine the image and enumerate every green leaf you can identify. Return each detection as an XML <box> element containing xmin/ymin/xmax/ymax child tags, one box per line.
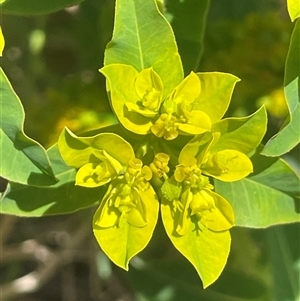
<box><xmin>262</xmin><ymin>105</ymin><xmax>300</xmax><ymax>156</ymax></box>
<box><xmin>0</xmin><ymin>68</ymin><xmax>56</xmax><ymax>186</ymax></box>
<box><xmin>214</xmin><ymin>149</ymin><xmax>300</xmax><ymax>228</ymax></box>
<box><xmin>104</xmin><ymin>0</ymin><xmax>183</xmax><ymax>98</ymax></box>
<box><xmin>93</xmin><ymin>185</ymin><xmax>159</xmax><ymax>270</ymax></box>
<box><xmin>58</xmin><ymin>127</ymin><xmax>135</xmax><ymax>168</ymax></box>
<box><xmin>161</xmin><ymin>198</ymin><xmax>231</xmax><ymax>288</ymax></box>
<box><xmin>193</xmin><ymin>72</ymin><xmax>240</xmax><ymax>123</ymax></box>
<box><xmin>161</xmin><ymin>177</ymin><xmax>182</xmax><ymax>201</ymax></box>
<box><xmin>211</xmin><ymin>106</ymin><xmax>267</xmax><ymax>154</ymax></box>
<box><xmin>0</xmin><ymin>145</ymin><xmax>103</xmax><ymax>216</ymax></box>
<box><xmin>262</xmin><ymin>20</ymin><xmax>300</xmax><ymax>156</ymax></box>
<box><xmin>0</xmin><ymin>0</ymin><xmax>85</xmax><ymax>15</ymax></box>
<box><xmin>167</xmin><ymin>0</ymin><xmax>210</xmax><ymax>73</ymax></box>
<box><xmin>287</xmin><ymin>0</ymin><xmax>300</xmax><ymax>21</ymax></box>
<box><xmin>267</xmin><ymin>226</ymin><xmax>300</xmax><ymax>301</ymax></box>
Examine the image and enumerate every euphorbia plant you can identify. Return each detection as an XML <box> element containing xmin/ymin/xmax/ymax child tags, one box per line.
<box><xmin>0</xmin><ymin>0</ymin><xmax>299</xmax><ymax>290</ymax></box>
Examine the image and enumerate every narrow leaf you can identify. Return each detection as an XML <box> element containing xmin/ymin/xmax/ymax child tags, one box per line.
<box><xmin>267</xmin><ymin>226</ymin><xmax>299</xmax><ymax>301</ymax></box>
<box><xmin>262</xmin><ymin>19</ymin><xmax>300</xmax><ymax>156</ymax></box>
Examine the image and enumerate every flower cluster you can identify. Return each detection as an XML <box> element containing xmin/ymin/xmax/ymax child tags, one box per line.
<box><xmin>58</xmin><ymin>128</ymin><xmax>157</xmax><ymax>229</ymax></box>
<box><xmin>94</xmin><ymin>158</ymin><xmax>153</xmax><ymax>228</ymax></box>
<box><xmin>58</xmin><ymin>61</ymin><xmax>265</xmax><ymax>284</ymax></box>
<box><xmin>101</xmin><ymin>64</ymin><xmax>212</xmax><ymax>139</ymax></box>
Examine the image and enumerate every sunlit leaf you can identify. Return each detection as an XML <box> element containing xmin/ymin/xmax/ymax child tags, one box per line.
<box><xmin>203</xmin><ymin>150</ymin><xmax>253</xmax><ymax>182</ymax></box>
<box><xmin>104</xmin><ymin>0</ymin><xmax>183</xmax><ymax>98</ymax></box>
<box><xmin>101</xmin><ymin>64</ymin><xmax>154</xmax><ymax>135</ymax></box>
<box><xmin>0</xmin><ymin>145</ymin><xmax>103</xmax><ymax>216</ymax></box>
<box><xmin>93</xmin><ymin>185</ymin><xmax>159</xmax><ymax>270</ymax></box>
<box><xmin>193</xmin><ymin>72</ymin><xmax>240</xmax><ymax>123</ymax></box>
<box><xmin>0</xmin><ymin>68</ymin><xmax>56</xmax><ymax>186</ymax></box>
<box><xmin>287</xmin><ymin>0</ymin><xmax>300</xmax><ymax>21</ymax></box>
<box><xmin>262</xmin><ymin>20</ymin><xmax>300</xmax><ymax>156</ymax></box>
<box><xmin>58</xmin><ymin>127</ymin><xmax>135</xmax><ymax>168</ymax></box>
<box><xmin>211</xmin><ymin>106</ymin><xmax>267</xmax><ymax>154</ymax></box>
<box><xmin>215</xmin><ymin>148</ymin><xmax>300</xmax><ymax>228</ymax></box>
<box><xmin>161</xmin><ymin>198</ymin><xmax>231</xmax><ymax>288</ymax></box>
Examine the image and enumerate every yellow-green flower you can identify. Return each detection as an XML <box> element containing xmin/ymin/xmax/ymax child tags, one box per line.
<box><xmin>150</xmin><ymin>152</ymin><xmax>170</xmax><ymax>178</ymax></box>
<box><xmin>58</xmin><ymin>128</ymin><xmax>157</xmax><ymax>229</ymax></box>
<box><xmin>165</xmin><ymin>131</ymin><xmax>253</xmax><ymax>235</ymax></box>
<box><xmin>175</xmin><ymin>181</ymin><xmax>235</xmax><ymax>235</ymax></box>
<box><xmin>100</xmin><ymin>64</ymin><xmax>212</xmax><ymax>140</ymax></box>
<box><xmin>58</xmin><ymin>128</ymin><xmax>136</xmax><ymax>188</ymax></box>
<box><xmin>94</xmin><ymin>158</ymin><xmax>154</xmax><ymax>228</ymax></box>
<box><xmin>176</xmin><ymin>131</ymin><xmax>253</xmax><ymax>183</ymax></box>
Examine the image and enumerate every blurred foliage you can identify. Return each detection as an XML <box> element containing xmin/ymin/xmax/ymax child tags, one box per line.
<box><xmin>0</xmin><ymin>0</ymin><xmax>299</xmax><ymax>300</ymax></box>
<box><xmin>1</xmin><ymin>0</ymin><xmax>294</xmax><ymax>147</ymax></box>
<box><xmin>1</xmin><ymin>0</ymin><xmax>115</xmax><ymax>147</ymax></box>
<box><xmin>201</xmin><ymin>10</ymin><xmax>293</xmax><ymax>117</ymax></box>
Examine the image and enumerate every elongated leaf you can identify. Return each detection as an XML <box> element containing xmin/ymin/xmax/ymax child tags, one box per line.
<box><xmin>93</xmin><ymin>186</ymin><xmax>159</xmax><ymax>270</ymax></box>
<box><xmin>267</xmin><ymin>226</ymin><xmax>299</xmax><ymax>301</ymax></box>
<box><xmin>287</xmin><ymin>0</ymin><xmax>300</xmax><ymax>21</ymax></box>
<box><xmin>211</xmin><ymin>106</ymin><xmax>267</xmax><ymax>154</ymax></box>
<box><xmin>104</xmin><ymin>0</ymin><xmax>183</xmax><ymax>98</ymax></box>
<box><xmin>0</xmin><ymin>145</ymin><xmax>103</xmax><ymax>216</ymax></box>
<box><xmin>0</xmin><ymin>68</ymin><xmax>56</xmax><ymax>186</ymax></box>
<box><xmin>215</xmin><ymin>149</ymin><xmax>300</xmax><ymax>228</ymax></box>
<box><xmin>161</xmin><ymin>199</ymin><xmax>231</xmax><ymax>288</ymax></box>
<box><xmin>166</xmin><ymin>0</ymin><xmax>210</xmax><ymax>73</ymax></box>
<box><xmin>262</xmin><ymin>19</ymin><xmax>300</xmax><ymax>156</ymax></box>
<box><xmin>0</xmin><ymin>0</ymin><xmax>85</xmax><ymax>15</ymax></box>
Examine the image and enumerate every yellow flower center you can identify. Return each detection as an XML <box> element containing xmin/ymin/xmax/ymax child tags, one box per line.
<box><xmin>151</xmin><ymin>113</ymin><xmax>179</xmax><ymax>140</ymax></box>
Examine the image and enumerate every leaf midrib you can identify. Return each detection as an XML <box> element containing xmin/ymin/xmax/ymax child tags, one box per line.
<box><xmin>132</xmin><ymin>0</ymin><xmax>144</xmax><ymax>70</ymax></box>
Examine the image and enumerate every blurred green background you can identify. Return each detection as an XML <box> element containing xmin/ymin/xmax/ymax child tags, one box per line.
<box><xmin>0</xmin><ymin>0</ymin><xmax>299</xmax><ymax>300</ymax></box>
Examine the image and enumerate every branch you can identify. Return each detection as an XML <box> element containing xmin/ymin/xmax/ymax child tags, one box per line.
<box><xmin>0</xmin><ymin>221</ymin><xmax>90</xmax><ymax>300</ymax></box>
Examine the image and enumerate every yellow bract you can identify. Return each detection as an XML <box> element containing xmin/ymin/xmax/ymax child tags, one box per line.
<box><xmin>101</xmin><ymin>64</ymin><xmax>213</xmax><ymax>140</ymax></box>
<box><xmin>202</xmin><ymin>149</ymin><xmax>253</xmax><ymax>182</ymax></box>
<box><xmin>126</xmin><ymin>67</ymin><xmax>163</xmax><ymax>118</ymax></box>
<box><xmin>170</xmin><ymin>129</ymin><xmax>253</xmax><ymax>234</ymax></box>
<box><xmin>0</xmin><ymin>27</ymin><xmax>5</xmax><ymax>57</ymax></box>
<box><xmin>174</xmin><ymin>184</ymin><xmax>234</xmax><ymax>236</ymax></box>
<box><xmin>94</xmin><ymin>158</ymin><xmax>153</xmax><ymax>229</ymax></box>
<box><xmin>75</xmin><ymin>150</ymin><xmax>123</xmax><ymax>187</ymax></box>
